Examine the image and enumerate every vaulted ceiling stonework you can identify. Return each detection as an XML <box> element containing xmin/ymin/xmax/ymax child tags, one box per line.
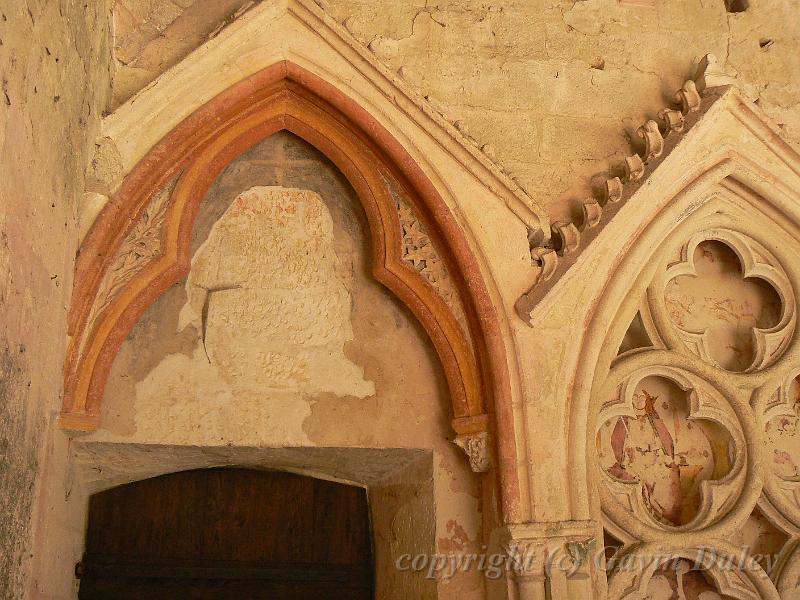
<box><xmin>4</xmin><ymin>1</ymin><xmax>800</xmax><ymax>599</ymax></box>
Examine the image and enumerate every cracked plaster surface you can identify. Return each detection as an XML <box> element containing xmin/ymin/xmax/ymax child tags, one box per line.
<box><xmin>120</xmin><ymin>186</ymin><xmax>374</xmax><ymax>443</ymax></box>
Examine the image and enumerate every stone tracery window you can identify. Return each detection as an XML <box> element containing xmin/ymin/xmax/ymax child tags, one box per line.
<box><xmin>596</xmin><ymin>219</ymin><xmax>800</xmax><ymax>599</ymax></box>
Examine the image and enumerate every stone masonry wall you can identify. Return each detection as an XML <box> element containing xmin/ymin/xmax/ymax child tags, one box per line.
<box><xmin>110</xmin><ymin>0</ymin><xmax>800</xmax><ymax>220</ymax></box>
<box><xmin>0</xmin><ymin>1</ymin><xmax>112</xmax><ymax>597</ymax></box>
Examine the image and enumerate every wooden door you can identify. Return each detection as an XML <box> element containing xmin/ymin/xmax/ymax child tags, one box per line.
<box><xmin>77</xmin><ymin>468</ymin><xmax>374</xmax><ymax>599</ymax></box>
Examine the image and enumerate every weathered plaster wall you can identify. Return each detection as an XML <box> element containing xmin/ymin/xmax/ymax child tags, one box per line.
<box><xmin>0</xmin><ymin>2</ymin><xmax>112</xmax><ymax>598</ymax></box>
<box><xmin>8</xmin><ymin>1</ymin><xmax>797</xmax><ymax>597</ymax></box>
<box><xmin>109</xmin><ymin>0</ymin><xmax>800</xmax><ymax>220</ymax></box>
<box><xmin>111</xmin><ymin>0</ymin><xmax>255</xmax><ymax>105</ymax></box>
<box><xmin>84</xmin><ymin>132</ymin><xmax>486</xmax><ymax>599</ymax></box>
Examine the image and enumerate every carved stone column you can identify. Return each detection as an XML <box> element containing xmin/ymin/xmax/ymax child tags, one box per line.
<box><xmin>503</xmin><ymin>520</ymin><xmax>603</xmax><ymax>600</ymax></box>
<box><xmin>505</xmin><ymin>539</ymin><xmax>548</xmax><ymax>600</ymax></box>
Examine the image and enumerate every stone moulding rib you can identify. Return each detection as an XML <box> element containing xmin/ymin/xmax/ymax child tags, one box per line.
<box><xmin>514</xmin><ymin>55</ymin><xmax>752</xmax><ymax>324</ymax></box>
<box><xmin>289</xmin><ymin>0</ymin><xmax>549</xmax><ymax>238</ymax></box>
<box><xmin>98</xmin><ymin>0</ymin><xmax>550</xmax><ymax>244</ymax></box>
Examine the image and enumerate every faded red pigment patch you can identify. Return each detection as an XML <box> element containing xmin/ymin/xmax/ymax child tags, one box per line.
<box><xmin>597</xmin><ymin>376</ymin><xmax>733</xmax><ymax>527</ymax></box>
<box><xmin>438</xmin><ymin>519</ymin><xmax>473</xmax><ymax>553</ymax></box>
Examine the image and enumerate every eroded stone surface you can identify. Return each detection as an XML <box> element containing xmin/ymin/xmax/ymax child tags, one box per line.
<box><xmin>109</xmin><ymin>0</ymin><xmax>800</xmax><ymax>220</ymax></box>
<box><xmin>112</xmin><ymin>0</ymin><xmax>255</xmax><ymax>106</ymax></box>
<box><xmin>124</xmin><ymin>186</ymin><xmax>373</xmax><ymax>441</ymax></box>
<box><xmin>0</xmin><ymin>1</ymin><xmax>112</xmax><ymax>597</ymax></box>
<box><xmin>180</xmin><ymin>186</ymin><xmax>373</xmax><ymax>397</ymax></box>
<box><xmin>6</xmin><ymin>1</ymin><xmax>800</xmax><ymax>598</ymax></box>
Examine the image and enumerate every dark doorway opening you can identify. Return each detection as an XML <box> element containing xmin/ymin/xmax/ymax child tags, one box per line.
<box><xmin>77</xmin><ymin>468</ymin><xmax>374</xmax><ymax>599</ymax></box>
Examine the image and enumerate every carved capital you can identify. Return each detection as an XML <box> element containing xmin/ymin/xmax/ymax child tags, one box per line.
<box><xmin>454</xmin><ymin>430</ymin><xmax>491</xmax><ymax>473</ymax></box>
<box><xmin>502</xmin><ymin>520</ymin><xmax>602</xmax><ymax>580</ymax></box>
<box><xmin>505</xmin><ymin>539</ymin><xmax>550</xmax><ymax>581</ymax></box>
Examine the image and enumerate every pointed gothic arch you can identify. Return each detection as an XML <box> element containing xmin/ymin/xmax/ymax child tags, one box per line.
<box><xmin>61</xmin><ymin>60</ymin><xmax>528</xmax><ymax>520</ymax></box>
<box><xmin>571</xmin><ymin>90</ymin><xmax>800</xmax><ymax>526</ymax></box>
<box><xmin>63</xmin><ymin>0</ymin><xmax>556</xmax><ymax>528</ymax></box>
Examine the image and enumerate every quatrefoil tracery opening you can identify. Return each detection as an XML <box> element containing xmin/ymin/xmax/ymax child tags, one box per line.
<box><xmin>664</xmin><ymin>237</ymin><xmax>786</xmax><ymax>373</ymax></box>
<box><xmin>597</xmin><ymin>374</ymin><xmax>736</xmax><ymax>528</ymax></box>
<box><xmin>766</xmin><ymin>375</ymin><xmax>800</xmax><ymax>483</ymax></box>
<box><xmin>600</xmin><ymin>224</ymin><xmax>798</xmax><ymax>597</ymax></box>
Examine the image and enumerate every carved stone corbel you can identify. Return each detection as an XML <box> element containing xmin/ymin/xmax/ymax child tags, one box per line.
<box><xmin>674</xmin><ymin>80</ymin><xmax>701</xmax><ymax>115</ymax></box>
<box><xmin>637</xmin><ymin>120</ymin><xmax>664</xmax><ymax>162</ymax></box>
<box><xmin>551</xmin><ymin>221</ymin><xmax>580</xmax><ymax>255</ymax></box>
<box><xmin>453</xmin><ymin>430</ymin><xmax>491</xmax><ymax>473</ymax></box>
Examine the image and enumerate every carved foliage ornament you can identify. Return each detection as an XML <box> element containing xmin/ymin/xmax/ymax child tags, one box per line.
<box><xmin>80</xmin><ymin>176</ymin><xmax>179</xmax><ymax>357</ymax></box>
<box><xmin>388</xmin><ymin>174</ymin><xmax>473</xmax><ymax>342</ymax></box>
<box><xmin>454</xmin><ymin>431</ymin><xmax>491</xmax><ymax>473</ymax></box>
<box><xmin>383</xmin><ymin>171</ymin><xmax>488</xmax><ymax>473</ymax></box>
